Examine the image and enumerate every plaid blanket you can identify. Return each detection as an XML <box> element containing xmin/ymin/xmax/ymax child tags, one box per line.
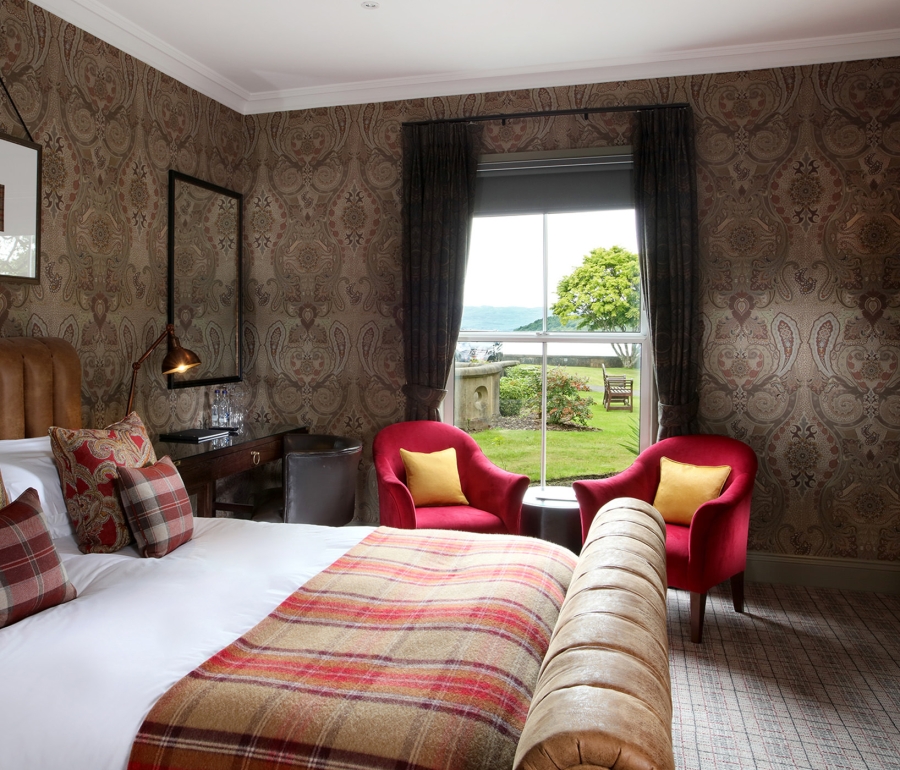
<box><xmin>128</xmin><ymin>527</ymin><xmax>576</xmax><ymax>770</ymax></box>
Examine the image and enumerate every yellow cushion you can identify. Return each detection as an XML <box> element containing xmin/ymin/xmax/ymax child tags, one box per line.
<box><xmin>399</xmin><ymin>447</ymin><xmax>469</xmax><ymax>507</ymax></box>
<box><xmin>652</xmin><ymin>457</ymin><xmax>731</xmax><ymax>526</ymax></box>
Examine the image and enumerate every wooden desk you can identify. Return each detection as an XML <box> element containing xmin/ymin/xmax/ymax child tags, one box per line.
<box><xmin>157</xmin><ymin>424</ymin><xmax>307</xmax><ymax>517</ymax></box>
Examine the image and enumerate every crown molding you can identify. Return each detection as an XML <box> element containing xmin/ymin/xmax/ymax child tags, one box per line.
<box><xmin>33</xmin><ymin>0</ymin><xmax>251</xmax><ymax>113</ymax></box>
<box><xmin>247</xmin><ymin>29</ymin><xmax>900</xmax><ymax>114</ymax></box>
<box><xmin>30</xmin><ymin>2</ymin><xmax>900</xmax><ymax>116</ymax></box>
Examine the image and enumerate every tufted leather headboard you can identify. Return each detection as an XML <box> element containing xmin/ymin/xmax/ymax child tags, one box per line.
<box><xmin>0</xmin><ymin>337</ymin><xmax>82</xmax><ymax>439</ymax></box>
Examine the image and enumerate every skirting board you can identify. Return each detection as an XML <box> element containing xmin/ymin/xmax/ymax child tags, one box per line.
<box><xmin>746</xmin><ymin>551</ymin><xmax>900</xmax><ymax>595</ymax></box>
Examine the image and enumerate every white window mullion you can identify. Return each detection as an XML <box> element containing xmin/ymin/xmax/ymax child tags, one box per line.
<box><xmin>540</xmin><ymin>213</ymin><xmax>549</xmax><ymax>488</ymax></box>
<box><xmin>540</xmin><ymin>340</ymin><xmax>548</xmax><ymax>488</ymax></box>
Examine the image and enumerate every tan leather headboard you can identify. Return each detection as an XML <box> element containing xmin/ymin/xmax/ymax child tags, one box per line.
<box><xmin>0</xmin><ymin>337</ymin><xmax>83</xmax><ymax>439</ymax></box>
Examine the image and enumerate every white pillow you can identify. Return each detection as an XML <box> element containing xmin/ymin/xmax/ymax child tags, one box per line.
<box><xmin>0</xmin><ymin>436</ymin><xmax>73</xmax><ymax>541</ymax></box>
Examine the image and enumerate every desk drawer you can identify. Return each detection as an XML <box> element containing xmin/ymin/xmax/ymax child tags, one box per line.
<box><xmin>173</xmin><ymin>437</ymin><xmax>283</xmax><ymax>487</ymax></box>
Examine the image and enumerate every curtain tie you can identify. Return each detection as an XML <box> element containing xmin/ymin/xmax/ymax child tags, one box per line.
<box><xmin>402</xmin><ymin>384</ymin><xmax>447</xmax><ymax>411</ymax></box>
<box><xmin>658</xmin><ymin>398</ymin><xmax>698</xmax><ymax>429</ymax></box>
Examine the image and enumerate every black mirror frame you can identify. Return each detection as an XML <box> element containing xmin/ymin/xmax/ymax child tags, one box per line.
<box><xmin>0</xmin><ymin>131</ymin><xmax>42</xmax><ymax>283</ymax></box>
<box><xmin>167</xmin><ymin>169</ymin><xmax>243</xmax><ymax>390</ymax></box>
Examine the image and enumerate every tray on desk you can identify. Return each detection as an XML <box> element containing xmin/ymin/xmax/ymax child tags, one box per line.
<box><xmin>158</xmin><ymin>428</ymin><xmax>232</xmax><ymax>444</ymax></box>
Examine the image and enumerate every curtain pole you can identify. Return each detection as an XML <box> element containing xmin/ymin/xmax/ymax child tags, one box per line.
<box><xmin>401</xmin><ymin>103</ymin><xmax>690</xmax><ymax>128</ymax></box>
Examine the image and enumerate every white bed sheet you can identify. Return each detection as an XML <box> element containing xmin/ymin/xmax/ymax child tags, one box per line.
<box><xmin>0</xmin><ymin>517</ymin><xmax>373</xmax><ymax>770</ymax></box>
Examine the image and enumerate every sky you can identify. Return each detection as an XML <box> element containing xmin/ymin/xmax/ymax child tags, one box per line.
<box><xmin>463</xmin><ymin>209</ymin><xmax>639</xmax><ymax>308</ymax></box>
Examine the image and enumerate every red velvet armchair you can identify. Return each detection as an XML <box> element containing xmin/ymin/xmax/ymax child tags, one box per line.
<box><xmin>373</xmin><ymin>421</ymin><xmax>529</xmax><ymax>534</ymax></box>
<box><xmin>573</xmin><ymin>434</ymin><xmax>758</xmax><ymax>643</ymax></box>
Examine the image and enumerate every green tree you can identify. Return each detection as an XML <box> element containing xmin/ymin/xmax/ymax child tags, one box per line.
<box><xmin>552</xmin><ymin>245</ymin><xmax>641</xmax><ymax>368</ymax></box>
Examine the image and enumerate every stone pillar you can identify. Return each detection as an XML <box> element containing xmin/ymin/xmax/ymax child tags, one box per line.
<box><xmin>454</xmin><ymin>361</ymin><xmax>518</xmax><ymax>431</ymax></box>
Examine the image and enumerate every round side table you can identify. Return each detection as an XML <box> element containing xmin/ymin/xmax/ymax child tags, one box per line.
<box><xmin>520</xmin><ymin>486</ymin><xmax>583</xmax><ymax>553</ymax></box>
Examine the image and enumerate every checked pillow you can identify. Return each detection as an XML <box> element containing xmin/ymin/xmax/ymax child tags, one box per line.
<box><xmin>0</xmin><ymin>488</ymin><xmax>77</xmax><ymax>629</ymax></box>
<box><xmin>49</xmin><ymin>412</ymin><xmax>157</xmax><ymax>554</ymax></box>
<box><xmin>118</xmin><ymin>456</ymin><xmax>193</xmax><ymax>558</ymax></box>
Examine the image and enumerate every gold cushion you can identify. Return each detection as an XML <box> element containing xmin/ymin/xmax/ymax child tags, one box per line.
<box><xmin>652</xmin><ymin>457</ymin><xmax>731</xmax><ymax>526</ymax></box>
<box><xmin>399</xmin><ymin>447</ymin><xmax>469</xmax><ymax>507</ymax></box>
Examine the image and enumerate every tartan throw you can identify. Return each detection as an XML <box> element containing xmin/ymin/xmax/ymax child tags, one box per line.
<box><xmin>0</xmin><ymin>488</ymin><xmax>77</xmax><ymax>628</ymax></box>
<box><xmin>49</xmin><ymin>411</ymin><xmax>157</xmax><ymax>554</ymax></box>
<box><xmin>118</xmin><ymin>456</ymin><xmax>194</xmax><ymax>558</ymax></box>
<box><xmin>129</xmin><ymin>527</ymin><xmax>576</xmax><ymax>770</ymax></box>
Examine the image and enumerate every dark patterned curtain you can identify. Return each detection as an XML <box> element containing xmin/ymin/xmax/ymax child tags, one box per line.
<box><xmin>633</xmin><ymin>106</ymin><xmax>702</xmax><ymax>439</ymax></box>
<box><xmin>401</xmin><ymin>122</ymin><xmax>482</xmax><ymax>421</ymax></box>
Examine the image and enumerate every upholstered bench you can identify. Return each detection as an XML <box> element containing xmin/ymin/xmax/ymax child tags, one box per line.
<box><xmin>516</xmin><ymin>497</ymin><xmax>673</xmax><ymax>770</ymax></box>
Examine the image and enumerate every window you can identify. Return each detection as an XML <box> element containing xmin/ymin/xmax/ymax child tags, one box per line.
<box><xmin>445</xmin><ymin>149</ymin><xmax>653</xmax><ymax>488</ymax></box>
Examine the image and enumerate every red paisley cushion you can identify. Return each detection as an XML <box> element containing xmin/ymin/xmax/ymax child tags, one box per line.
<box><xmin>49</xmin><ymin>412</ymin><xmax>157</xmax><ymax>554</ymax></box>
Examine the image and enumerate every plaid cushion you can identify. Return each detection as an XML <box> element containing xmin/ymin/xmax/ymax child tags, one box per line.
<box><xmin>118</xmin><ymin>456</ymin><xmax>193</xmax><ymax>558</ymax></box>
<box><xmin>0</xmin><ymin>488</ymin><xmax>77</xmax><ymax>629</ymax></box>
<box><xmin>49</xmin><ymin>412</ymin><xmax>157</xmax><ymax>554</ymax></box>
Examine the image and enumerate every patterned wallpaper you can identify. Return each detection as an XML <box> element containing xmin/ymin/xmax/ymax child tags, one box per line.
<box><xmin>1</xmin><ymin>1</ymin><xmax>898</xmax><ymax>558</ymax></box>
<box><xmin>0</xmin><ymin>0</ymin><xmax>245</xmax><ymax>436</ymax></box>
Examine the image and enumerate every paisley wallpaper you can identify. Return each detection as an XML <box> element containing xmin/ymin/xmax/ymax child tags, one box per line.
<box><xmin>1</xmin><ymin>1</ymin><xmax>898</xmax><ymax>559</ymax></box>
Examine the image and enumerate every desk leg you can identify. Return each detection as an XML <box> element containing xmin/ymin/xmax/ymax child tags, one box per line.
<box><xmin>193</xmin><ymin>482</ymin><xmax>214</xmax><ymax>518</ymax></box>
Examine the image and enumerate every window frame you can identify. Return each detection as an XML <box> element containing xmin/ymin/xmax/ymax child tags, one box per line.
<box><xmin>446</xmin><ymin>202</ymin><xmax>656</xmax><ymax>486</ymax></box>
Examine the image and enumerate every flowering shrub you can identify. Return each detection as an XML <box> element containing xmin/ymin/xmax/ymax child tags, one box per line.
<box><xmin>540</xmin><ymin>368</ymin><xmax>594</xmax><ymax>426</ymax></box>
<box><xmin>500</xmin><ymin>366</ymin><xmax>594</xmax><ymax>426</ymax></box>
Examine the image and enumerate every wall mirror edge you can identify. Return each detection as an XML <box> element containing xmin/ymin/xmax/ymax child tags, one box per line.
<box><xmin>166</xmin><ymin>169</ymin><xmax>243</xmax><ymax>390</ymax></box>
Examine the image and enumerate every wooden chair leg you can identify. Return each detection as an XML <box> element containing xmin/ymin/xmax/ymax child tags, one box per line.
<box><xmin>730</xmin><ymin>571</ymin><xmax>745</xmax><ymax>613</ymax></box>
<box><xmin>690</xmin><ymin>591</ymin><xmax>707</xmax><ymax>643</ymax></box>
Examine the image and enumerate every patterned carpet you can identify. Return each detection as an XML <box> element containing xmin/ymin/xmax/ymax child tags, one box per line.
<box><xmin>667</xmin><ymin>583</ymin><xmax>900</xmax><ymax>769</ymax></box>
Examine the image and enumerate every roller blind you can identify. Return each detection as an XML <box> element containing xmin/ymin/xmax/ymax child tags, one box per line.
<box><xmin>473</xmin><ymin>153</ymin><xmax>633</xmax><ymax>216</ymax></box>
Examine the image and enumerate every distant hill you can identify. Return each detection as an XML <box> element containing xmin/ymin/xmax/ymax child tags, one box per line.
<box><xmin>515</xmin><ymin>316</ymin><xmax>580</xmax><ymax>332</ymax></box>
<box><xmin>460</xmin><ymin>306</ymin><xmax>543</xmax><ymax>331</ymax></box>
<box><xmin>460</xmin><ymin>306</ymin><xmax>584</xmax><ymax>332</ymax></box>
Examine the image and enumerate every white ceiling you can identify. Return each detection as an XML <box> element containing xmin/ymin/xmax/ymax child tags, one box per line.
<box><xmin>35</xmin><ymin>0</ymin><xmax>900</xmax><ymax>115</ymax></box>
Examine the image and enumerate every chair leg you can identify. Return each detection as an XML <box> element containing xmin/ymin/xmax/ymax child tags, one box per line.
<box><xmin>690</xmin><ymin>591</ymin><xmax>707</xmax><ymax>644</ymax></box>
<box><xmin>731</xmin><ymin>571</ymin><xmax>745</xmax><ymax>613</ymax></box>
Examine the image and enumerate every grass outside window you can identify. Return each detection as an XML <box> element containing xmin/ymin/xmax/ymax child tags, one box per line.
<box><xmin>469</xmin><ymin>366</ymin><xmax>641</xmax><ymax>483</ymax></box>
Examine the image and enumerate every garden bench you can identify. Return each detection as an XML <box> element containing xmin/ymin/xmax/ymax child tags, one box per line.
<box><xmin>602</xmin><ymin>363</ymin><xmax>634</xmax><ymax>411</ymax></box>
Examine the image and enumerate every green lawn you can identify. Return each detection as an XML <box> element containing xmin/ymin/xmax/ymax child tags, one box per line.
<box><xmin>468</xmin><ymin>366</ymin><xmax>642</xmax><ymax>483</ymax></box>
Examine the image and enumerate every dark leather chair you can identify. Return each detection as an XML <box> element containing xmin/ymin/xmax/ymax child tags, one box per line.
<box><xmin>255</xmin><ymin>434</ymin><xmax>362</xmax><ymax>526</ymax></box>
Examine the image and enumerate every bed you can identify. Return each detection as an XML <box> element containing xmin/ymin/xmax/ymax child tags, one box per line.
<box><xmin>0</xmin><ymin>336</ymin><xmax>674</xmax><ymax>770</ymax></box>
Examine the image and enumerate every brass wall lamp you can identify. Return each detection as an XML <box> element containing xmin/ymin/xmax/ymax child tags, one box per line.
<box><xmin>125</xmin><ymin>324</ymin><xmax>201</xmax><ymax>417</ymax></box>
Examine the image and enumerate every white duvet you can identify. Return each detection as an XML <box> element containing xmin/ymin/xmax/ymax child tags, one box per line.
<box><xmin>0</xmin><ymin>517</ymin><xmax>372</xmax><ymax>770</ymax></box>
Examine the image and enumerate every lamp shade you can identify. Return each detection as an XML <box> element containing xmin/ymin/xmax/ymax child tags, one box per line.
<box><xmin>162</xmin><ymin>335</ymin><xmax>201</xmax><ymax>375</ymax></box>
<box><xmin>125</xmin><ymin>324</ymin><xmax>202</xmax><ymax>417</ymax></box>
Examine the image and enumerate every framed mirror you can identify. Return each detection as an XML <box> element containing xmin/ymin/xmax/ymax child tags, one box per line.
<box><xmin>0</xmin><ymin>131</ymin><xmax>42</xmax><ymax>283</ymax></box>
<box><xmin>167</xmin><ymin>170</ymin><xmax>243</xmax><ymax>389</ymax></box>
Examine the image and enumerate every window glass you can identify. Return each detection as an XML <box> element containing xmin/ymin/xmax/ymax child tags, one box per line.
<box><xmin>543</xmin><ymin>341</ymin><xmax>642</xmax><ymax>484</ymax></box>
<box><xmin>453</xmin><ymin>340</ymin><xmax>543</xmax><ymax>479</ymax></box>
<box><xmin>545</xmin><ymin>211</ymin><xmax>641</xmax><ymax>333</ymax></box>
<box><xmin>461</xmin><ymin>216</ymin><xmax>543</xmax><ymax>328</ymax></box>
<box><xmin>451</xmin><ymin>164</ymin><xmax>652</xmax><ymax>488</ymax></box>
